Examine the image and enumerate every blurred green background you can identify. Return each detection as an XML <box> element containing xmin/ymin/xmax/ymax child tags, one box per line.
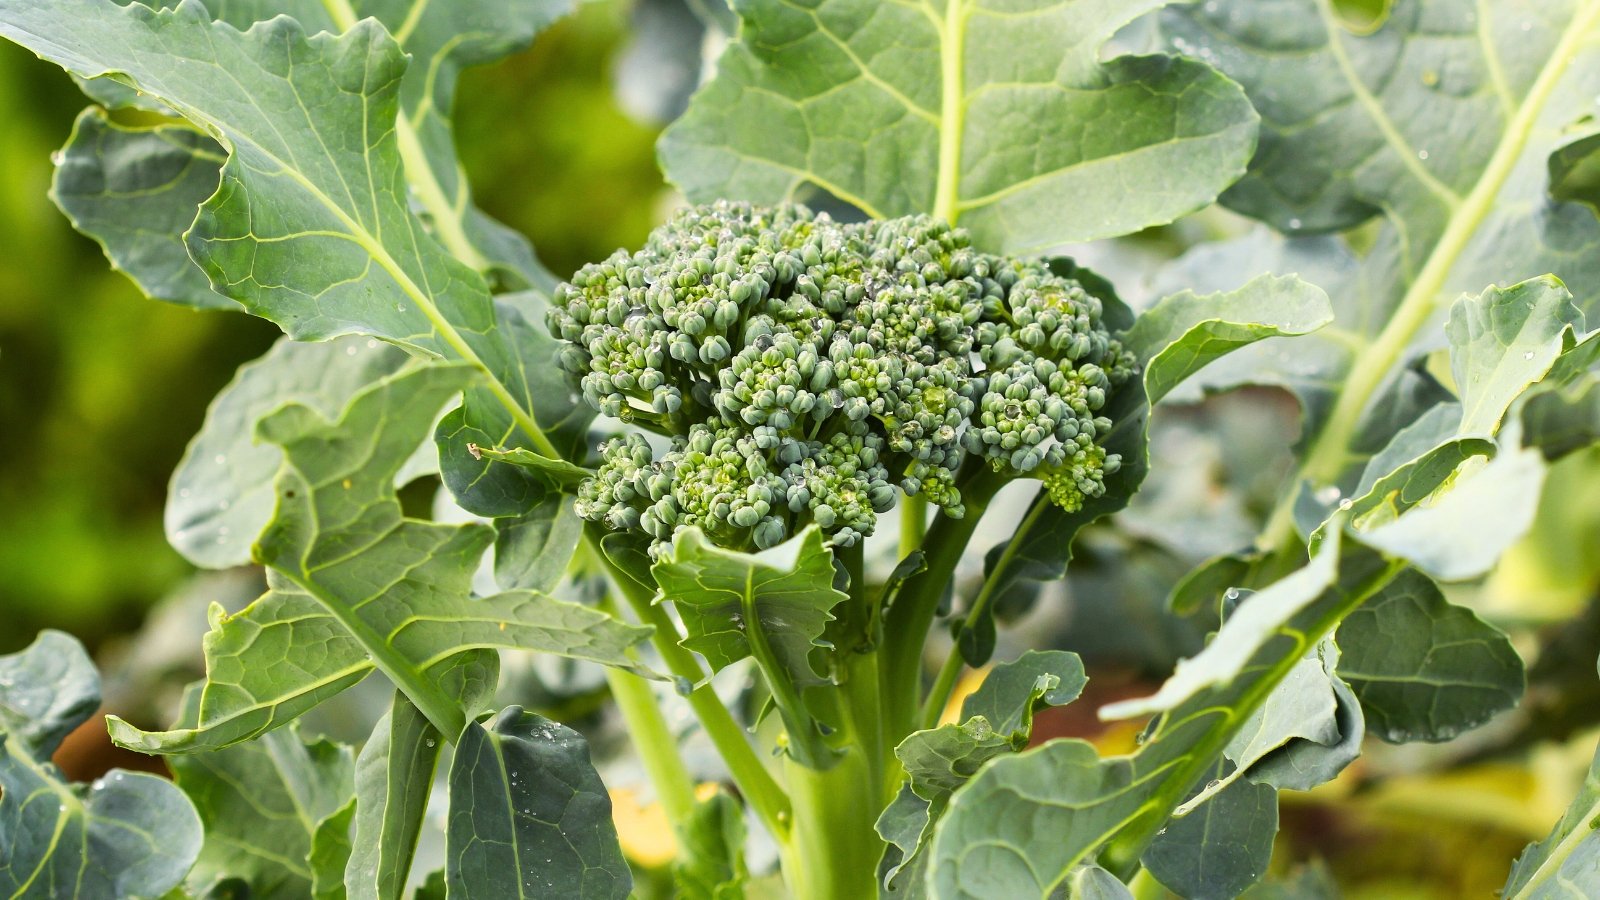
<box><xmin>0</xmin><ymin>0</ymin><xmax>665</xmax><ymax>653</ymax></box>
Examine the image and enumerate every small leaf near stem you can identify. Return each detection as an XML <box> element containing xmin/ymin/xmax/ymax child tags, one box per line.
<box><xmin>919</xmin><ymin>495</ymin><xmax>1050</xmax><ymax>730</ymax></box>
<box><xmin>594</xmin><ymin>526</ymin><xmax>792</xmax><ymax>841</ymax></box>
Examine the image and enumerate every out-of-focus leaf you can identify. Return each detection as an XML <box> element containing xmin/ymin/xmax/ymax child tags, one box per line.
<box><xmin>166</xmin><ymin>335</ymin><xmax>409</xmax><ymax>569</ymax></box>
<box><xmin>614</xmin><ymin>0</ymin><xmax>710</xmax><ymax>125</ymax></box>
<box><xmin>1504</xmin><ymin>722</ymin><xmax>1600</xmax><ymax>899</ymax></box>
<box><xmin>309</xmin><ymin>801</ymin><xmax>355</xmax><ymax>900</ymax></box>
<box><xmin>0</xmin><ymin>631</ymin><xmax>202</xmax><ymax>899</ymax></box>
<box><xmin>1549</xmin><ymin>131</ymin><xmax>1600</xmax><ymax>213</ymax></box>
<box><xmin>446</xmin><ymin>707</ymin><xmax>630</xmax><ymax>899</ymax></box>
<box><xmin>1169</xmin><ymin>553</ymin><xmax>1257</xmax><ymax>616</ymax></box>
<box><xmin>661</xmin><ymin>0</ymin><xmax>1258</xmax><ymax>252</ymax></box>
<box><xmin>673</xmin><ymin>789</ymin><xmax>749</xmax><ymax>900</ymax></box>
<box><xmin>111</xmin><ymin>365</ymin><xmax>652</xmax><ymax>753</ymax></box>
<box><xmin>1520</xmin><ymin>373</ymin><xmax>1600</xmax><ymax>460</ymax></box>
<box><xmin>1336</xmin><ymin>569</ymin><xmax>1523</xmax><ymax>743</ymax></box>
<box><xmin>344</xmin><ymin>694</ymin><xmax>443</xmax><ymax>900</ymax></box>
<box><xmin>170</xmin><ymin>688</ymin><xmax>355</xmax><ymax>900</ymax></box>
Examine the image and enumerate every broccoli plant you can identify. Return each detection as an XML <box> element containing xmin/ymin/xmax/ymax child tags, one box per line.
<box><xmin>0</xmin><ymin>1</ymin><xmax>1598</xmax><ymax>899</ymax></box>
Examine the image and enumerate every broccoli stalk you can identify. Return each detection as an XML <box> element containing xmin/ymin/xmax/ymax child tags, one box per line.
<box><xmin>548</xmin><ymin>201</ymin><xmax>1136</xmax><ymax>556</ymax></box>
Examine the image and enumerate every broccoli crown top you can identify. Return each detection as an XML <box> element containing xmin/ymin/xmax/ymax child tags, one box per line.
<box><xmin>547</xmin><ymin>201</ymin><xmax>1135</xmax><ymax>554</ymax></box>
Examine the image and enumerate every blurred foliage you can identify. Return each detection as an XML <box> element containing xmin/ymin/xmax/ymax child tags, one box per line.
<box><xmin>0</xmin><ymin>0</ymin><xmax>667</xmax><ymax>652</ymax></box>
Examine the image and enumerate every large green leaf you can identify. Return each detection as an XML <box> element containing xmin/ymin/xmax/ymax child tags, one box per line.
<box><xmin>673</xmin><ymin>789</ymin><xmax>750</xmax><ymax>900</ymax></box>
<box><xmin>925</xmin><ymin>534</ymin><xmax>1403</xmax><ymax>898</ymax></box>
<box><xmin>170</xmin><ymin>689</ymin><xmax>356</xmax><ymax>899</ymax></box>
<box><xmin>167</xmin><ymin>335</ymin><xmax>410</xmax><ymax>569</ymax></box>
<box><xmin>446</xmin><ymin>707</ymin><xmax>631</xmax><ymax>899</ymax></box>
<box><xmin>110</xmin><ymin>364</ymin><xmax>652</xmax><ymax>753</ymax></box>
<box><xmin>49</xmin><ymin>0</ymin><xmax>570</xmax><ymax>297</ymax></box>
<box><xmin>0</xmin><ymin>631</ymin><xmax>203</xmax><ymax>899</ymax></box>
<box><xmin>344</xmin><ymin>693</ymin><xmax>443</xmax><ymax>900</ymax></box>
<box><xmin>1160</xmin><ymin>0</ymin><xmax>1600</xmax><ymax>467</ymax></box>
<box><xmin>1164</xmin><ymin>0</ymin><xmax>1600</xmax><ymax>292</ymax></box>
<box><xmin>660</xmin><ymin>0</ymin><xmax>1259</xmax><ymax>251</ymax></box>
<box><xmin>1141</xmin><ymin>760</ymin><xmax>1277</xmax><ymax>900</ymax></box>
<box><xmin>0</xmin><ymin>0</ymin><xmax>584</xmax><ymax>522</ymax></box>
<box><xmin>1335</xmin><ymin>568</ymin><xmax>1523</xmax><ymax>743</ymax></box>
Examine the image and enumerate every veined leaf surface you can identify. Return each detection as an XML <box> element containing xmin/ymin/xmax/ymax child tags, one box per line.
<box><xmin>661</xmin><ymin>0</ymin><xmax>1259</xmax><ymax>251</ymax></box>
<box><xmin>0</xmin><ymin>631</ymin><xmax>202</xmax><ymax>900</ymax></box>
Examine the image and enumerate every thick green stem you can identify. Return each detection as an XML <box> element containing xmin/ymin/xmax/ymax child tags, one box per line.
<box><xmin>833</xmin><ymin>541</ymin><xmax>893</xmax><ymax>806</ymax></box>
<box><xmin>599</xmin><ymin>597</ymin><xmax>698</xmax><ymax>828</ymax></box>
<box><xmin>900</xmin><ymin>495</ymin><xmax>928</xmax><ymax>558</ymax></box>
<box><xmin>781</xmin><ymin>749</ymin><xmax>884</xmax><ymax>900</ymax></box>
<box><xmin>880</xmin><ymin>466</ymin><xmax>1006</xmax><ymax>754</ymax></box>
<box><xmin>918</xmin><ymin>494</ymin><xmax>1049</xmax><ymax>729</ymax></box>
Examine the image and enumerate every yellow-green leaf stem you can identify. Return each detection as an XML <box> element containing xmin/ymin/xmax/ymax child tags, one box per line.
<box><xmin>1258</xmin><ymin>0</ymin><xmax>1600</xmax><ymax>553</ymax></box>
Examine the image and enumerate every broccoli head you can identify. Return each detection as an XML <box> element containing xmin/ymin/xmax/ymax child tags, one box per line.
<box><xmin>547</xmin><ymin>202</ymin><xmax>1136</xmax><ymax>554</ymax></box>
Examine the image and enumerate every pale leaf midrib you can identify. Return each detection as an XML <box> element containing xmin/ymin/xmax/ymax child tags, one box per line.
<box><xmin>932</xmin><ymin>0</ymin><xmax>965</xmax><ymax>223</ymax></box>
<box><xmin>1268</xmin><ymin>0</ymin><xmax>1600</xmax><ymax>528</ymax></box>
<box><xmin>321</xmin><ymin>0</ymin><xmax>490</xmax><ymax>272</ymax></box>
<box><xmin>1508</xmin><ymin>780</ymin><xmax>1600</xmax><ymax>899</ymax></box>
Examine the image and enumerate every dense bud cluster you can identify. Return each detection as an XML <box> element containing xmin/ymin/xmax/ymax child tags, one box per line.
<box><xmin>548</xmin><ymin>202</ymin><xmax>1135</xmax><ymax>554</ymax></box>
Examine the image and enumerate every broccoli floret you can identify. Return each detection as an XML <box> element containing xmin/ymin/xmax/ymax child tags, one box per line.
<box><xmin>549</xmin><ymin>201</ymin><xmax>1135</xmax><ymax>555</ymax></box>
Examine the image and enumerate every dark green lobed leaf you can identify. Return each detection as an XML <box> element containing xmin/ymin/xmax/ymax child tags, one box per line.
<box><xmin>1335</xmin><ymin>568</ymin><xmax>1523</xmax><ymax>743</ymax></box>
<box><xmin>446</xmin><ymin>707</ymin><xmax>630</xmax><ymax>899</ymax></box>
